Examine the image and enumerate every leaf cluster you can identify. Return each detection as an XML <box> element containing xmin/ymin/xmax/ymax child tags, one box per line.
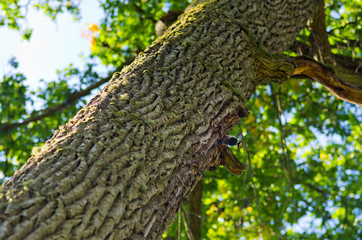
<box><xmin>0</xmin><ymin>0</ymin><xmax>80</xmax><ymax>40</ymax></box>
<box><xmin>325</xmin><ymin>0</ymin><xmax>361</xmax><ymax>57</ymax></box>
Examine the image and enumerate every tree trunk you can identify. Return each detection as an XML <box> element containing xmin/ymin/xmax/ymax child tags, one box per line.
<box><xmin>0</xmin><ymin>1</ymin><xmax>317</xmax><ymax>239</ymax></box>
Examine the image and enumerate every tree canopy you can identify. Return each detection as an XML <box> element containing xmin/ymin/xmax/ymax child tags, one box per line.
<box><xmin>1</xmin><ymin>0</ymin><xmax>361</xmax><ymax>239</ymax></box>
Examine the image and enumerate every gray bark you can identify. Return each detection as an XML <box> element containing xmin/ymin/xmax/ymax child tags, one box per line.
<box><xmin>0</xmin><ymin>0</ymin><xmax>317</xmax><ymax>239</ymax></box>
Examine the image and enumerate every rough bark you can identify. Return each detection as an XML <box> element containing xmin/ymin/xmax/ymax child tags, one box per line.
<box><xmin>0</xmin><ymin>1</ymin><xmax>317</xmax><ymax>239</ymax></box>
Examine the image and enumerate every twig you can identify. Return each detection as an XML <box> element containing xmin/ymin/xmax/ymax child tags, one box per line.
<box><xmin>178</xmin><ymin>209</ymin><xmax>181</xmax><ymax>240</ymax></box>
<box><xmin>271</xmin><ymin>84</ymin><xmax>296</xmax><ymax>224</ymax></box>
<box><xmin>181</xmin><ymin>207</ymin><xmax>195</xmax><ymax>240</ymax></box>
<box><xmin>0</xmin><ymin>57</ymin><xmax>135</xmax><ymax>134</ymax></box>
<box><xmin>130</xmin><ymin>1</ymin><xmax>157</xmax><ymax>23</ymax></box>
<box><xmin>240</xmin><ymin>128</ymin><xmax>266</xmax><ymax>238</ymax></box>
<box><xmin>327</xmin><ymin>19</ymin><xmax>360</xmax><ymax>33</ymax></box>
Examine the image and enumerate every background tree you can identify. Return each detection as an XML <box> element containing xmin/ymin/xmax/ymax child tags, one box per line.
<box><xmin>0</xmin><ymin>0</ymin><xmax>361</xmax><ymax>239</ymax></box>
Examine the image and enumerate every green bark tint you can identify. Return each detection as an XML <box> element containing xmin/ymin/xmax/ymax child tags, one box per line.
<box><xmin>0</xmin><ymin>0</ymin><xmax>317</xmax><ymax>239</ymax></box>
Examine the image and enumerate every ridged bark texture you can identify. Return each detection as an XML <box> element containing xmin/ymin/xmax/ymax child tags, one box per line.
<box><xmin>0</xmin><ymin>0</ymin><xmax>317</xmax><ymax>239</ymax></box>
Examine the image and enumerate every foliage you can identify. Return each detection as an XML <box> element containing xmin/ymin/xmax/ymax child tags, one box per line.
<box><xmin>325</xmin><ymin>0</ymin><xmax>362</xmax><ymax>57</ymax></box>
<box><xmin>0</xmin><ymin>0</ymin><xmax>80</xmax><ymax>40</ymax></box>
<box><xmin>1</xmin><ymin>0</ymin><xmax>361</xmax><ymax>239</ymax></box>
<box><xmin>0</xmin><ymin>58</ymin><xmax>28</xmax><ymax>177</ymax></box>
<box><xmin>196</xmin><ymin>82</ymin><xmax>361</xmax><ymax>239</ymax></box>
<box><xmin>0</xmin><ymin>59</ymin><xmax>100</xmax><ymax>182</ymax></box>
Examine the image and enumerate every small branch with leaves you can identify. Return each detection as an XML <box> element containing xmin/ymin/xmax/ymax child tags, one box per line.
<box><xmin>0</xmin><ymin>57</ymin><xmax>135</xmax><ymax>134</ymax></box>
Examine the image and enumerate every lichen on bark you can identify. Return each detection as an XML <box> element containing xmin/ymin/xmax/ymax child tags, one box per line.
<box><xmin>0</xmin><ymin>0</ymin><xmax>317</xmax><ymax>239</ymax></box>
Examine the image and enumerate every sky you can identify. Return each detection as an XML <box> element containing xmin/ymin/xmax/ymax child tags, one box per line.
<box><xmin>0</xmin><ymin>0</ymin><xmax>104</xmax><ymax>91</ymax></box>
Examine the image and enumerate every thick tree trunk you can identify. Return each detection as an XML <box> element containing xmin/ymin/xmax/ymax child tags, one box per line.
<box><xmin>0</xmin><ymin>1</ymin><xmax>317</xmax><ymax>239</ymax></box>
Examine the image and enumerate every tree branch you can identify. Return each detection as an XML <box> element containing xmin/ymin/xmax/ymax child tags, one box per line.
<box><xmin>292</xmin><ymin>40</ymin><xmax>362</xmax><ymax>72</ymax></box>
<box><xmin>292</xmin><ymin>56</ymin><xmax>362</xmax><ymax>106</ymax></box>
<box><xmin>309</xmin><ymin>0</ymin><xmax>332</xmax><ymax>64</ymax></box>
<box><xmin>0</xmin><ymin>77</ymin><xmax>107</xmax><ymax>134</ymax></box>
<box><xmin>271</xmin><ymin>84</ymin><xmax>296</xmax><ymax>224</ymax></box>
<box><xmin>181</xmin><ymin>207</ymin><xmax>195</xmax><ymax>240</ymax></box>
<box><xmin>240</xmin><ymin>129</ymin><xmax>265</xmax><ymax>234</ymax></box>
<box><xmin>130</xmin><ymin>1</ymin><xmax>157</xmax><ymax>23</ymax></box>
<box><xmin>327</xmin><ymin>19</ymin><xmax>360</xmax><ymax>33</ymax></box>
<box><xmin>188</xmin><ymin>180</ymin><xmax>202</xmax><ymax>240</ymax></box>
<box><xmin>291</xmin><ymin>40</ymin><xmax>362</xmax><ymax>88</ymax></box>
<box><xmin>0</xmin><ymin>57</ymin><xmax>135</xmax><ymax>134</ymax></box>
